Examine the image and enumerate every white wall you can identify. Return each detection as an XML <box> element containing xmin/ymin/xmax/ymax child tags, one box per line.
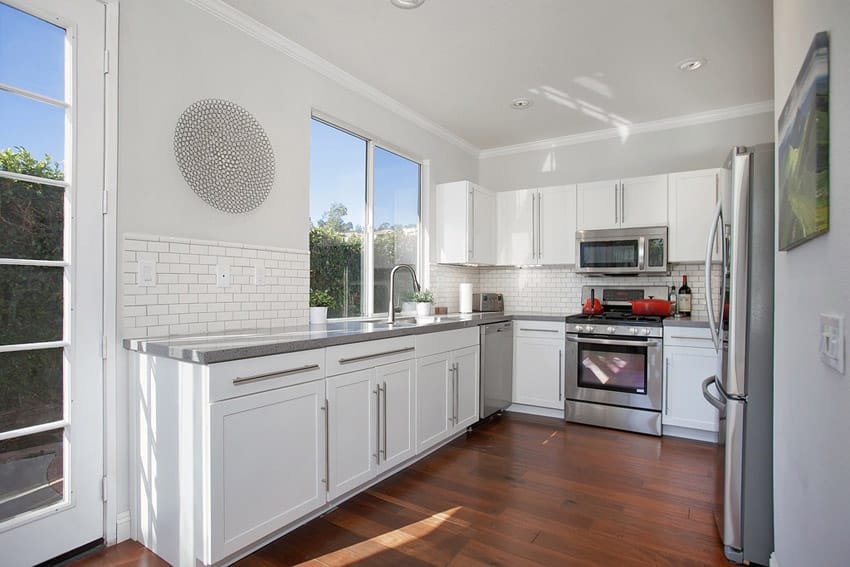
<box><xmin>772</xmin><ymin>1</ymin><xmax>850</xmax><ymax>565</ymax></box>
<box><xmin>478</xmin><ymin>113</ymin><xmax>774</xmax><ymax>191</ymax></box>
<box><xmin>114</xmin><ymin>0</ymin><xmax>477</xmax><ymax>526</ymax></box>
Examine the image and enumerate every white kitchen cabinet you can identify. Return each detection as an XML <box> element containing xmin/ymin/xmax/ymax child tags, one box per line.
<box><xmin>415</xmin><ymin>328</ymin><xmax>480</xmax><ymax>453</ymax></box>
<box><xmin>513</xmin><ymin>322</ymin><xmax>566</xmax><ymax>409</ymax></box>
<box><xmin>662</xmin><ymin>326</ymin><xmax>721</xmax><ymax>439</ymax></box>
<box><xmin>209</xmin><ymin>379</ymin><xmax>326</xmax><ymax>562</ymax></box>
<box><xmin>375</xmin><ymin>360</ymin><xmax>416</xmax><ymax>472</ymax></box>
<box><xmin>577</xmin><ymin>174</ymin><xmax>668</xmax><ymax>230</ymax></box>
<box><xmin>497</xmin><ymin>185</ymin><xmax>576</xmax><ymax>265</ymax></box>
<box><xmin>668</xmin><ymin>168</ymin><xmax>723</xmax><ymax>263</ymax></box>
<box><xmin>435</xmin><ymin>180</ymin><xmax>496</xmax><ymax>264</ymax></box>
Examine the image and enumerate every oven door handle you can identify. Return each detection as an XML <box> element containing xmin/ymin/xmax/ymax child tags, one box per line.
<box><xmin>566</xmin><ymin>335</ymin><xmax>660</xmax><ymax>348</ymax></box>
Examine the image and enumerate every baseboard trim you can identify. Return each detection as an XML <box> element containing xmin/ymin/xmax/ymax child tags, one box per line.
<box><xmin>507</xmin><ymin>403</ymin><xmax>565</xmax><ymax>419</ymax></box>
<box><xmin>662</xmin><ymin>424</ymin><xmax>719</xmax><ymax>443</ymax></box>
<box><xmin>115</xmin><ymin>511</ymin><xmax>131</xmax><ymax>543</ymax></box>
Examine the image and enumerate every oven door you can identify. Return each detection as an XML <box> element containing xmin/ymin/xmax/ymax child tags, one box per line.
<box><xmin>565</xmin><ymin>334</ymin><xmax>663</xmax><ymax>411</ymax></box>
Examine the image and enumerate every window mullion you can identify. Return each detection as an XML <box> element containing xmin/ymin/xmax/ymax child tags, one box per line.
<box><xmin>364</xmin><ymin>140</ymin><xmax>376</xmax><ymax>317</ymax></box>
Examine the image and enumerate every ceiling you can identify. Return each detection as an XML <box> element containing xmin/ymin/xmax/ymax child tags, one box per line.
<box><xmin>221</xmin><ymin>0</ymin><xmax>774</xmax><ymax>151</ymax></box>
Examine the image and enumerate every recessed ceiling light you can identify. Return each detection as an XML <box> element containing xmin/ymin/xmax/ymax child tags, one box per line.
<box><xmin>510</xmin><ymin>98</ymin><xmax>533</xmax><ymax>110</ymax></box>
<box><xmin>390</xmin><ymin>0</ymin><xmax>425</xmax><ymax>8</ymax></box>
<box><xmin>677</xmin><ymin>57</ymin><xmax>707</xmax><ymax>71</ymax></box>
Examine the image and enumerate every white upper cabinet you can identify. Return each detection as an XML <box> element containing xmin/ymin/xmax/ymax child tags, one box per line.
<box><xmin>435</xmin><ymin>181</ymin><xmax>496</xmax><ymax>265</ymax></box>
<box><xmin>577</xmin><ymin>174</ymin><xmax>668</xmax><ymax>230</ymax></box>
<box><xmin>668</xmin><ymin>169</ymin><xmax>723</xmax><ymax>263</ymax></box>
<box><xmin>497</xmin><ymin>185</ymin><xmax>576</xmax><ymax>265</ymax></box>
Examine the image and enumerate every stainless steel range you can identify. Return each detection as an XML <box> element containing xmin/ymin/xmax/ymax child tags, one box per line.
<box><xmin>565</xmin><ymin>285</ymin><xmax>668</xmax><ymax>436</ymax></box>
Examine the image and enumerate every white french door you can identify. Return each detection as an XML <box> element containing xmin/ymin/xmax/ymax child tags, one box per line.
<box><xmin>0</xmin><ymin>1</ymin><xmax>105</xmax><ymax>565</ymax></box>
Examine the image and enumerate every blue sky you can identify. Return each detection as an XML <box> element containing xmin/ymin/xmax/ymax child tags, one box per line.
<box><xmin>0</xmin><ymin>3</ymin><xmax>65</xmax><ymax>167</ymax></box>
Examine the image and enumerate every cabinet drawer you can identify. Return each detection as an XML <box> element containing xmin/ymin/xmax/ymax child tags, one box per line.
<box><xmin>664</xmin><ymin>326</ymin><xmax>715</xmax><ymax>348</ymax></box>
<box><xmin>515</xmin><ymin>320</ymin><xmax>565</xmax><ymax>338</ymax></box>
<box><xmin>415</xmin><ymin>327</ymin><xmax>478</xmax><ymax>358</ymax></box>
<box><xmin>325</xmin><ymin>336</ymin><xmax>415</xmax><ymax>376</ymax></box>
<box><xmin>208</xmin><ymin>349</ymin><xmax>325</xmax><ymax>403</ymax></box>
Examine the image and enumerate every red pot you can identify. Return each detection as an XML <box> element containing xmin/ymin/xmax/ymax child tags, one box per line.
<box><xmin>582</xmin><ymin>298</ymin><xmax>603</xmax><ymax>315</ymax></box>
<box><xmin>630</xmin><ymin>299</ymin><xmax>674</xmax><ymax>317</ymax></box>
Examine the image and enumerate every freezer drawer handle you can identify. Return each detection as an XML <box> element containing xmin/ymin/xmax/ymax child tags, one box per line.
<box><xmin>701</xmin><ymin>376</ymin><xmax>726</xmax><ymax>411</ymax></box>
<box><xmin>233</xmin><ymin>364</ymin><xmax>320</xmax><ymax>385</ymax></box>
<box><xmin>338</xmin><ymin>347</ymin><xmax>414</xmax><ymax>365</ymax></box>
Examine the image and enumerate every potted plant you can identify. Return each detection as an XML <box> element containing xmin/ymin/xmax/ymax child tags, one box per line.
<box><xmin>309</xmin><ymin>289</ymin><xmax>335</xmax><ymax>325</ymax></box>
<box><xmin>400</xmin><ymin>291</ymin><xmax>417</xmax><ymax>315</ymax></box>
<box><xmin>411</xmin><ymin>289</ymin><xmax>434</xmax><ymax>317</ymax></box>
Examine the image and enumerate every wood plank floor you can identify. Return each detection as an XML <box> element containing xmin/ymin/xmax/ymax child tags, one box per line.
<box><xmin>73</xmin><ymin>413</ymin><xmax>729</xmax><ymax>566</ymax></box>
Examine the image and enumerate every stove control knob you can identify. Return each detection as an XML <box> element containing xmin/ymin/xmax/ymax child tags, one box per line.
<box><xmin>575</xmin><ymin>325</ymin><xmax>584</xmax><ymax>332</ymax></box>
<box><xmin>642</xmin><ymin>328</ymin><xmax>652</xmax><ymax>336</ymax></box>
<box><xmin>630</xmin><ymin>327</ymin><xmax>639</xmax><ymax>335</ymax></box>
<box><xmin>585</xmin><ymin>325</ymin><xmax>595</xmax><ymax>333</ymax></box>
<box><xmin>607</xmin><ymin>326</ymin><xmax>617</xmax><ymax>334</ymax></box>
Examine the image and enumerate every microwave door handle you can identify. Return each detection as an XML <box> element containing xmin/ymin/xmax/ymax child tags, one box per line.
<box><xmin>637</xmin><ymin>236</ymin><xmax>645</xmax><ymax>270</ymax></box>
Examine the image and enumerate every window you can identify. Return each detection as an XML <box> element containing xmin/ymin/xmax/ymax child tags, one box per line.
<box><xmin>309</xmin><ymin>117</ymin><xmax>421</xmax><ymax>319</ymax></box>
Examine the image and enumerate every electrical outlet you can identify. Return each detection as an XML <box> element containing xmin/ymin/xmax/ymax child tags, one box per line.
<box><xmin>819</xmin><ymin>313</ymin><xmax>845</xmax><ymax>374</ymax></box>
<box><xmin>138</xmin><ymin>261</ymin><xmax>156</xmax><ymax>287</ymax></box>
<box><xmin>216</xmin><ymin>264</ymin><xmax>231</xmax><ymax>288</ymax></box>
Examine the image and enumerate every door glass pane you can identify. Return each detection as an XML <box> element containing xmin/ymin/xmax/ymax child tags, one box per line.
<box><xmin>372</xmin><ymin>147</ymin><xmax>420</xmax><ymax>315</ymax></box>
<box><xmin>578</xmin><ymin>343</ymin><xmax>647</xmax><ymax>393</ymax></box>
<box><xmin>0</xmin><ymin>177</ymin><xmax>64</xmax><ymax>260</ymax></box>
<box><xmin>0</xmin><ymin>428</ymin><xmax>64</xmax><ymax>524</ymax></box>
<box><xmin>0</xmin><ymin>265</ymin><xmax>64</xmax><ymax>345</ymax></box>
<box><xmin>0</xmin><ymin>349</ymin><xmax>63</xmax><ymax>431</ymax></box>
<box><xmin>648</xmin><ymin>237</ymin><xmax>665</xmax><ymax>267</ymax></box>
<box><xmin>580</xmin><ymin>239</ymin><xmax>639</xmax><ymax>268</ymax></box>
<box><xmin>0</xmin><ymin>3</ymin><xmax>65</xmax><ymax>101</ymax></box>
<box><xmin>0</xmin><ymin>92</ymin><xmax>65</xmax><ymax>174</ymax></box>
<box><xmin>309</xmin><ymin>119</ymin><xmax>366</xmax><ymax>318</ymax></box>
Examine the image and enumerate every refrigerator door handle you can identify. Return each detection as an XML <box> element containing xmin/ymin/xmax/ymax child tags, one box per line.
<box><xmin>705</xmin><ymin>199</ymin><xmax>723</xmax><ymax>351</ymax></box>
<box><xmin>702</xmin><ymin>376</ymin><xmax>726</xmax><ymax>411</ymax></box>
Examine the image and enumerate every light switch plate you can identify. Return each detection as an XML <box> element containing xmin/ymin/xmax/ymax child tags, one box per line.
<box><xmin>138</xmin><ymin>261</ymin><xmax>156</xmax><ymax>287</ymax></box>
<box><xmin>216</xmin><ymin>264</ymin><xmax>231</xmax><ymax>288</ymax></box>
<box><xmin>819</xmin><ymin>313</ymin><xmax>845</xmax><ymax>374</ymax></box>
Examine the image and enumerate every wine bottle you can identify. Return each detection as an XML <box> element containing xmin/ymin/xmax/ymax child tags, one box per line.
<box><xmin>677</xmin><ymin>275</ymin><xmax>692</xmax><ymax>316</ymax></box>
<box><xmin>669</xmin><ymin>285</ymin><xmax>678</xmax><ymax>316</ymax></box>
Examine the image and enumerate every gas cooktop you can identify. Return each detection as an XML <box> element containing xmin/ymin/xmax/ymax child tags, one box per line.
<box><xmin>565</xmin><ymin>312</ymin><xmax>664</xmax><ymax>325</ymax></box>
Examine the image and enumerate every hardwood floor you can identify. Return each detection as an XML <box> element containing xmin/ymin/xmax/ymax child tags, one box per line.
<box><xmin>73</xmin><ymin>413</ymin><xmax>729</xmax><ymax>566</ymax></box>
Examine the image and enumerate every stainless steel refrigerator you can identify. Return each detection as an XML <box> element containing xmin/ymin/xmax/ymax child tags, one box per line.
<box><xmin>702</xmin><ymin>144</ymin><xmax>774</xmax><ymax>565</ymax></box>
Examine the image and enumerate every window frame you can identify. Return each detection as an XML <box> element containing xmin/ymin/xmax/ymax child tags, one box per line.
<box><xmin>310</xmin><ymin>112</ymin><xmax>425</xmax><ymax>320</ymax></box>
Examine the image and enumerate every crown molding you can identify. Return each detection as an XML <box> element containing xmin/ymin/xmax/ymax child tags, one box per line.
<box><xmin>183</xmin><ymin>0</ymin><xmax>480</xmax><ymax>156</ymax></box>
<box><xmin>479</xmin><ymin>100</ymin><xmax>774</xmax><ymax>159</ymax></box>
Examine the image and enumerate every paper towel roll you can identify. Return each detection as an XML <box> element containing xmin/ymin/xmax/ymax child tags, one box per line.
<box><xmin>459</xmin><ymin>283</ymin><xmax>473</xmax><ymax>313</ymax></box>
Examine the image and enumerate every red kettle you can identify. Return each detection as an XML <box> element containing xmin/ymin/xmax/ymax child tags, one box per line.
<box><xmin>582</xmin><ymin>289</ymin><xmax>603</xmax><ymax>315</ymax></box>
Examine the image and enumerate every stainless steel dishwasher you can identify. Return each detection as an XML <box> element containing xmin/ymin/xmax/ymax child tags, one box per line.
<box><xmin>479</xmin><ymin>321</ymin><xmax>513</xmax><ymax>419</ymax></box>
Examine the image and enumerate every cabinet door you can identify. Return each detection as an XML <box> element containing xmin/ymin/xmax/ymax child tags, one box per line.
<box><xmin>497</xmin><ymin>189</ymin><xmax>535</xmax><ymax>265</ymax></box>
<box><xmin>513</xmin><ymin>337</ymin><xmax>564</xmax><ymax>409</ymax></box>
<box><xmin>209</xmin><ymin>380</ymin><xmax>326</xmax><ymax>562</ymax></box>
<box><xmin>576</xmin><ymin>179</ymin><xmax>619</xmax><ymax>230</ymax></box>
<box><xmin>668</xmin><ymin>169</ymin><xmax>721</xmax><ymax>263</ymax></box>
<box><xmin>471</xmin><ymin>184</ymin><xmax>496</xmax><ymax>264</ymax></box>
<box><xmin>538</xmin><ymin>185</ymin><xmax>577</xmax><ymax>264</ymax></box>
<box><xmin>663</xmin><ymin>349</ymin><xmax>720</xmax><ymax>431</ymax></box>
<box><xmin>435</xmin><ymin>181</ymin><xmax>470</xmax><ymax>264</ymax></box>
<box><xmin>415</xmin><ymin>353</ymin><xmax>452</xmax><ymax>453</ymax></box>
<box><xmin>376</xmin><ymin>360</ymin><xmax>415</xmax><ymax>472</ymax></box>
<box><xmin>326</xmin><ymin>369</ymin><xmax>376</xmax><ymax>500</ymax></box>
<box><xmin>620</xmin><ymin>174</ymin><xmax>668</xmax><ymax>228</ymax></box>
<box><xmin>452</xmin><ymin>345</ymin><xmax>480</xmax><ymax>430</ymax></box>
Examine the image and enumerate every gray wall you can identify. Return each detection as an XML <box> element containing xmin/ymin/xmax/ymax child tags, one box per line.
<box><xmin>478</xmin><ymin>112</ymin><xmax>774</xmax><ymax>190</ymax></box>
<box><xmin>772</xmin><ymin>1</ymin><xmax>850</xmax><ymax>565</ymax></box>
<box><xmin>114</xmin><ymin>0</ymin><xmax>477</xmax><ymax>523</ymax></box>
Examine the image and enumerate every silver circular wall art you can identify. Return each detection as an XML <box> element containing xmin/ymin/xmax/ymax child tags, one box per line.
<box><xmin>173</xmin><ymin>99</ymin><xmax>275</xmax><ymax>214</ymax></box>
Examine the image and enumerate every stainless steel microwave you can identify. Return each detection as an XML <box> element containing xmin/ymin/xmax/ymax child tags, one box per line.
<box><xmin>575</xmin><ymin>226</ymin><xmax>668</xmax><ymax>275</ymax></box>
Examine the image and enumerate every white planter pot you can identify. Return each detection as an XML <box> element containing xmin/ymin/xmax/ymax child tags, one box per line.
<box><xmin>415</xmin><ymin>302</ymin><xmax>432</xmax><ymax>317</ymax></box>
<box><xmin>309</xmin><ymin>306</ymin><xmax>328</xmax><ymax>325</ymax></box>
<box><xmin>401</xmin><ymin>301</ymin><xmax>417</xmax><ymax>315</ymax></box>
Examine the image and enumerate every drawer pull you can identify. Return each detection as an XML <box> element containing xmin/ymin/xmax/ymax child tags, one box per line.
<box><xmin>519</xmin><ymin>328</ymin><xmax>561</xmax><ymax>333</ymax></box>
<box><xmin>338</xmin><ymin>346</ymin><xmax>414</xmax><ymax>365</ymax></box>
<box><xmin>232</xmin><ymin>364</ymin><xmax>320</xmax><ymax>385</ymax></box>
<box><xmin>669</xmin><ymin>335</ymin><xmax>712</xmax><ymax>341</ymax></box>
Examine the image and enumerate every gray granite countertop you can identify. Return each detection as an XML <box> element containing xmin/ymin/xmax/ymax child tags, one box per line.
<box><xmin>123</xmin><ymin>312</ymin><xmax>571</xmax><ymax>364</ymax></box>
<box><xmin>663</xmin><ymin>314</ymin><xmax>712</xmax><ymax>328</ymax></box>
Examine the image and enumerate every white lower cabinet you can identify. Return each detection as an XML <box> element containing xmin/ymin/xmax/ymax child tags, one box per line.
<box><xmin>513</xmin><ymin>322</ymin><xmax>566</xmax><ymax>409</ymax></box>
<box><xmin>415</xmin><ymin>353</ymin><xmax>452</xmax><ymax>452</ymax></box>
<box><xmin>376</xmin><ymin>360</ymin><xmax>416</xmax><ymax>472</ymax></box>
<box><xmin>662</xmin><ymin>326</ymin><xmax>721</xmax><ymax>439</ymax></box>
<box><xmin>209</xmin><ymin>379</ymin><xmax>327</xmax><ymax>562</ymax></box>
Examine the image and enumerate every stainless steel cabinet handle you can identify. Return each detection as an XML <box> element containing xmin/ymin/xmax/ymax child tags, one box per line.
<box><xmin>614</xmin><ymin>183</ymin><xmax>618</xmax><ymax>224</ymax></box>
<box><xmin>339</xmin><ymin>347</ymin><xmax>414</xmax><ymax>365</ymax></box>
<box><xmin>322</xmin><ymin>399</ymin><xmax>329</xmax><ymax>491</ymax></box>
<box><xmin>374</xmin><ymin>386</ymin><xmax>381</xmax><ymax>464</ymax></box>
<box><xmin>664</xmin><ymin>358</ymin><xmax>670</xmax><ymax>414</ymax></box>
<box><xmin>558</xmin><ymin>349</ymin><xmax>563</xmax><ymax>401</ymax></box>
<box><xmin>453</xmin><ymin>362</ymin><xmax>459</xmax><ymax>424</ymax></box>
<box><xmin>519</xmin><ymin>328</ymin><xmax>560</xmax><ymax>333</ymax></box>
<box><xmin>382</xmin><ymin>382</ymin><xmax>388</xmax><ymax>460</ymax></box>
<box><xmin>233</xmin><ymin>364</ymin><xmax>320</xmax><ymax>385</ymax></box>
<box><xmin>532</xmin><ymin>193</ymin><xmax>537</xmax><ymax>259</ymax></box>
<box><xmin>469</xmin><ymin>187</ymin><xmax>474</xmax><ymax>260</ymax></box>
<box><xmin>538</xmin><ymin>192</ymin><xmax>543</xmax><ymax>259</ymax></box>
<box><xmin>620</xmin><ymin>183</ymin><xmax>625</xmax><ymax>224</ymax></box>
<box><xmin>567</xmin><ymin>336</ymin><xmax>660</xmax><ymax>348</ymax></box>
<box><xmin>669</xmin><ymin>335</ymin><xmax>712</xmax><ymax>341</ymax></box>
<box><xmin>448</xmin><ymin>364</ymin><xmax>455</xmax><ymax>424</ymax></box>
